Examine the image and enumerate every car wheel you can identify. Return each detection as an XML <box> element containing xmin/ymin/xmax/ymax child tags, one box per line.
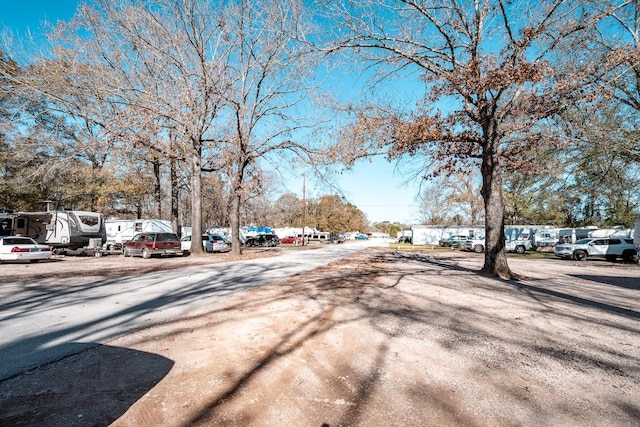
<box><xmin>573</xmin><ymin>250</ymin><xmax>587</xmax><ymax>261</ymax></box>
<box><xmin>474</xmin><ymin>245</ymin><xmax>484</xmax><ymax>253</ymax></box>
<box><xmin>622</xmin><ymin>250</ymin><xmax>635</xmax><ymax>263</ymax></box>
<box><xmin>123</xmin><ymin>247</ymin><xmax>131</xmax><ymax>257</ymax></box>
<box><xmin>142</xmin><ymin>247</ymin><xmax>151</xmax><ymax>259</ymax></box>
<box><xmin>515</xmin><ymin>245</ymin><xmax>525</xmax><ymax>254</ymax></box>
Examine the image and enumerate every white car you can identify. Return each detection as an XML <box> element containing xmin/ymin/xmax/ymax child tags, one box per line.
<box><xmin>463</xmin><ymin>237</ymin><xmax>532</xmax><ymax>254</ymax></box>
<box><xmin>181</xmin><ymin>234</ymin><xmax>230</xmax><ymax>253</ymax></box>
<box><xmin>554</xmin><ymin>237</ymin><xmax>638</xmax><ymax>262</ymax></box>
<box><xmin>0</xmin><ymin>236</ymin><xmax>52</xmax><ymax>263</ymax></box>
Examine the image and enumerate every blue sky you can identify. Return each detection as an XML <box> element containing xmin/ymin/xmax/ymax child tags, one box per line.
<box><xmin>0</xmin><ymin>1</ymin><xmax>78</xmax><ymax>35</ymax></box>
<box><xmin>0</xmin><ymin>1</ymin><xmax>424</xmax><ymax>225</ymax></box>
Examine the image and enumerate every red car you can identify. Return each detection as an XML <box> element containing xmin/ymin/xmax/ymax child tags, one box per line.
<box><xmin>280</xmin><ymin>236</ymin><xmax>302</xmax><ymax>245</ymax></box>
<box><xmin>123</xmin><ymin>232</ymin><xmax>184</xmax><ymax>258</ymax></box>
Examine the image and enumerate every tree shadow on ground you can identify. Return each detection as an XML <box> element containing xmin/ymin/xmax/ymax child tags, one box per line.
<box><xmin>568</xmin><ymin>274</ymin><xmax>640</xmax><ymax>290</ymax></box>
<box><xmin>5</xmin><ymin>249</ymin><xmax>638</xmax><ymax>426</ymax></box>
<box><xmin>180</xmin><ymin>250</ymin><xmax>497</xmax><ymax>425</ymax></box>
<box><xmin>0</xmin><ymin>343</ymin><xmax>173</xmax><ymax>426</ymax></box>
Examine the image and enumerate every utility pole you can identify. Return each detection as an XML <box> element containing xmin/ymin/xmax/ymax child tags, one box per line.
<box><xmin>301</xmin><ymin>172</ymin><xmax>306</xmax><ymax>246</ymax></box>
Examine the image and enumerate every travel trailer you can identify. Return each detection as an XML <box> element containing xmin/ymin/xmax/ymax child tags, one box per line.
<box><xmin>0</xmin><ymin>210</ymin><xmax>106</xmax><ymax>251</ymax></box>
<box><xmin>104</xmin><ymin>218</ymin><xmax>173</xmax><ymax>250</ymax></box>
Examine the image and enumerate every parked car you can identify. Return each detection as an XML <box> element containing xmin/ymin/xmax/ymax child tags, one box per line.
<box><xmin>354</xmin><ymin>234</ymin><xmax>369</xmax><ymax>240</ymax></box>
<box><xmin>398</xmin><ymin>236</ymin><xmax>412</xmax><ymax>244</ymax></box>
<box><xmin>209</xmin><ymin>235</ymin><xmax>232</xmax><ymax>251</ymax></box>
<box><xmin>554</xmin><ymin>237</ymin><xmax>638</xmax><ymax>262</ymax></box>
<box><xmin>332</xmin><ymin>234</ymin><xmax>347</xmax><ymax>243</ymax></box>
<box><xmin>463</xmin><ymin>237</ymin><xmax>532</xmax><ymax>254</ymax></box>
<box><xmin>181</xmin><ymin>234</ymin><xmax>230</xmax><ymax>254</ymax></box>
<box><xmin>245</xmin><ymin>234</ymin><xmax>280</xmax><ymax>247</ymax></box>
<box><xmin>122</xmin><ymin>232</ymin><xmax>183</xmax><ymax>258</ymax></box>
<box><xmin>464</xmin><ymin>237</ymin><xmax>486</xmax><ymax>253</ymax></box>
<box><xmin>280</xmin><ymin>236</ymin><xmax>303</xmax><ymax>245</ymax></box>
<box><xmin>439</xmin><ymin>235</ymin><xmax>469</xmax><ymax>248</ymax></box>
<box><xmin>0</xmin><ymin>236</ymin><xmax>52</xmax><ymax>263</ymax></box>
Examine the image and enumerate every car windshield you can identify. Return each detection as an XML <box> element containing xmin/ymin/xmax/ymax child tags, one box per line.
<box><xmin>2</xmin><ymin>237</ymin><xmax>37</xmax><ymax>245</ymax></box>
<box><xmin>574</xmin><ymin>239</ymin><xmax>592</xmax><ymax>244</ymax></box>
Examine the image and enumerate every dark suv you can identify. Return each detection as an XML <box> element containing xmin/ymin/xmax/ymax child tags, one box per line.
<box><xmin>123</xmin><ymin>232</ymin><xmax>183</xmax><ymax>258</ymax></box>
<box><xmin>245</xmin><ymin>234</ymin><xmax>280</xmax><ymax>247</ymax></box>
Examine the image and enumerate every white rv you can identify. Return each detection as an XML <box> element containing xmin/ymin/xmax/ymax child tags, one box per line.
<box><xmin>104</xmin><ymin>218</ymin><xmax>173</xmax><ymax>250</ymax></box>
<box><xmin>0</xmin><ymin>210</ymin><xmax>106</xmax><ymax>250</ymax></box>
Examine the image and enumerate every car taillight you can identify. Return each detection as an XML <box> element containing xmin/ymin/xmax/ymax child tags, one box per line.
<box><xmin>41</xmin><ymin>247</ymin><xmax>51</xmax><ymax>252</ymax></box>
<box><xmin>11</xmin><ymin>247</ymin><xmax>30</xmax><ymax>253</ymax></box>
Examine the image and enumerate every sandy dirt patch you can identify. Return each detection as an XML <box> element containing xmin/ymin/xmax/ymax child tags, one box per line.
<box><xmin>1</xmin><ymin>249</ymin><xmax>639</xmax><ymax>426</ymax></box>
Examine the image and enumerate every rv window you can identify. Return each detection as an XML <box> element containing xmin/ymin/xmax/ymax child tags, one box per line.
<box><xmin>17</xmin><ymin>218</ymin><xmax>25</xmax><ymax>228</ymax></box>
<box><xmin>78</xmin><ymin>215</ymin><xmax>99</xmax><ymax>227</ymax></box>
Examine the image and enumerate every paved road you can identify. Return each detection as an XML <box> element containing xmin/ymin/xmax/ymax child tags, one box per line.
<box><xmin>0</xmin><ymin>241</ymin><xmax>377</xmax><ymax>380</ymax></box>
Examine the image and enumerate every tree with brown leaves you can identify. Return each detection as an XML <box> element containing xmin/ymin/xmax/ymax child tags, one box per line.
<box><xmin>322</xmin><ymin>0</ymin><xmax>609</xmax><ymax>278</ymax></box>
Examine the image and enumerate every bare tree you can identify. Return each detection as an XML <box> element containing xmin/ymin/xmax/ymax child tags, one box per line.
<box><xmin>219</xmin><ymin>0</ymin><xmax>324</xmax><ymax>255</ymax></box>
<box><xmin>2</xmin><ymin>0</ymin><xmax>233</xmax><ymax>253</ymax></box>
<box><xmin>322</xmin><ymin>0</ymin><xmax>607</xmax><ymax>278</ymax></box>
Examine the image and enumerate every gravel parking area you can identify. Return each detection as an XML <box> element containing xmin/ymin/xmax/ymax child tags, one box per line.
<box><xmin>1</xmin><ymin>248</ymin><xmax>639</xmax><ymax>426</ymax></box>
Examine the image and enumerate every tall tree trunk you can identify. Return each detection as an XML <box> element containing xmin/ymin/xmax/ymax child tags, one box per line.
<box><xmin>170</xmin><ymin>156</ymin><xmax>179</xmax><ymax>234</ymax></box>
<box><xmin>230</xmin><ymin>187</ymin><xmax>242</xmax><ymax>256</ymax></box>
<box><xmin>480</xmin><ymin>135</ymin><xmax>513</xmax><ymax>279</ymax></box>
<box><xmin>190</xmin><ymin>147</ymin><xmax>203</xmax><ymax>255</ymax></box>
<box><xmin>153</xmin><ymin>158</ymin><xmax>162</xmax><ymax>219</ymax></box>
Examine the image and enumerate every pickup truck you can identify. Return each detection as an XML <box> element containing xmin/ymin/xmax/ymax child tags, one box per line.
<box><xmin>554</xmin><ymin>237</ymin><xmax>638</xmax><ymax>262</ymax></box>
<box><xmin>463</xmin><ymin>237</ymin><xmax>532</xmax><ymax>254</ymax></box>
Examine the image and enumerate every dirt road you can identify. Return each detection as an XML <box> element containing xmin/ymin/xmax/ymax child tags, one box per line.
<box><xmin>1</xmin><ymin>248</ymin><xmax>639</xmax><ymax>426</ymax></box>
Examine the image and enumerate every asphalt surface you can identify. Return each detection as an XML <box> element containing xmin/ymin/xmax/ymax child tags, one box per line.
<box><xmin>0</xmin><ymin>241</ymin><xmax>374</xmax><ymax>380</ymax></box>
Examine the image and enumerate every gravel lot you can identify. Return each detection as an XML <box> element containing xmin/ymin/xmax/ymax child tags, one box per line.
<box><xmin>1</xmin><ymin>248</ymin><xmax>639</xmax><ymax>426</ymax></box>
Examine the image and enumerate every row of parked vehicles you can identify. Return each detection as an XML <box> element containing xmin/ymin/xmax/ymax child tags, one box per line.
<box><xmin>122</xmin><ymin>230</ymin><xmax>348</xmax><ymax>258</ymax></box>
<box><xmin>436</xmin><ymin>233</ymin><xmax>640</xmax><ymax>263</ymax></box>
<box><xmin>437</xmin><ymin>234</ymin><xmax>531</xmax><ymax>254</ymax></box>
<box><xmin>121</xmin><ymin>232</ymin><xmax>235</xmax><ymax>258</ymax></box>
<box><xmin>0</xmin><ymin>228</ymin><xmax>352</xmax><ymax>262</ymax></box>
